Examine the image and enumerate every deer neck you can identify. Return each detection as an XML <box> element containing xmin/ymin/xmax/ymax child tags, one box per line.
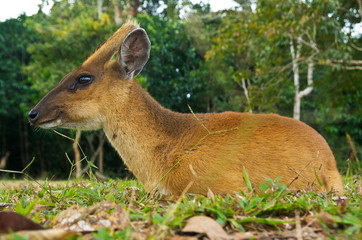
<box><xmin>102</xmin><ymin>80</ymin><xmax>191</xmax><ymax>190</ymax></box>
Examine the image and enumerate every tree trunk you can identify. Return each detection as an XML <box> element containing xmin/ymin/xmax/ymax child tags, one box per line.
<box><xmin>240</xmin><ymin>78</ymin><xmax>252</xmax><ymax>113</ymax></box>
<box><xmin>290</xmin><ymin>36</ymin><xmax>314</xmax><ymax>120</ymax></box>
<box><xmin>18</xmin><ymin>117</ymin><xmax>25</xmax><ymax>168</ymax></box>
<box><xmin>97</xmin><ymin>0</ymin><xmax>103</xmax><ymax>20</ymax></box>
<box><xmin>0</xmin><ymin>152</ymin><xmax>10</xmax><ymax>169</ymax></box>
<box><xmin>81</xmin><ymin>131</ymin><xmax>105</xmax><ymax>175</ymax></box>
<box><xmin>73</xmin><ymin>130</ymin><xmax>82</xmax><ymax>178</ymax></box>
<box><xmin>290</xmin><ymin>36</ymin><xmax>301</xmax><ymax>120</ymax></box>
<box><xmin>128</xmin><ymin>0</ymin><xmax>140</xmax><ymax>18</ymax></box>
<box><xmin>23</xmin><ymin>121</ymin><xmax>30</xmax><ymax>167</ymax></box>
<box><xmin>98</xmin><ymin>132</ymin><xmax>105</xmax><ymax>172</ymax></box>
<box><xmin>37</xmin><ymin>139</ymin><xmax>46</xmax><ymax>176</ymax></box>
<box><xmin>1</xmin><ymin>118</ymin><xmax>5</xmax><ymax>154</ymax></box>
<box><xmin>112</xmin><ymin>0</ymin><xmax>123</xmax><ymax>25</ymax></box>
<box><xmin>299</xmin><ymin>60</ymin><xmax>314</xmax><ymax>99</ymax></box>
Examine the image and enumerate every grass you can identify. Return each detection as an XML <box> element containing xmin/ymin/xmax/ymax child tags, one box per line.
<box><xmin>0</xmin><ymin>169</ymin><xmax>361</xmax><ymax>239</ymax></box>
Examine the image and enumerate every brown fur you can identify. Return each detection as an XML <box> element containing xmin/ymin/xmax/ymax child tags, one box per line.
<box><xmin>29</xmin><ymin>21</ymin><xmax>343</xmax><ymax>195</ymax></box>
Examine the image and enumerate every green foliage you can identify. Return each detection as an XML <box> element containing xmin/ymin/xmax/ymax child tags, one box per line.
<box><xmin>137</xmin><ymin>13</ymin><xmax>205</xmax><ymax>112</ymax></box>
<box><xmin>313</xmin><ymin>66</ymin><xmax>362</xmax><ymax>162</ymax></box>
<box><xmin>24</xmin><ymin>0</ymin><xmax>117</xmax><ymax>99</ymax></box>
<box><xmin>0</xmin><ymin>15</ymin><xmax>34</xmax><ymax>116</ymax></box>
<box><xmin>92</xmin><ymin>227</ymin><xmax>133</xmax><ymax>239</ymax></box>
<box><xmin>14</xmin><ymin>197</ymin><xmax>38</xmax><ymax>217</ymax></box>
<box><xmin>0</xmin><ymin>0</ymin><xmax>360</xmax><ymax>178</ymax></box>
<box><xmin>242</xmin><ymin>166</ymin><xmax>253</xmax><ymax>193</ymax></box>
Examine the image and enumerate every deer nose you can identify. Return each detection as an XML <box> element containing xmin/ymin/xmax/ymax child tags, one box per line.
<box><xmin>28</xmin><ymin>109</ymin><xmax>40</xmax><ymax>123</ymax></box>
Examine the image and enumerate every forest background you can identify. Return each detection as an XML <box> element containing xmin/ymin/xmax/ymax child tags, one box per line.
<box><xmin>0</xmin><ymin>0</ymin><xmax>361</xmax><ymax>179</ymax></box>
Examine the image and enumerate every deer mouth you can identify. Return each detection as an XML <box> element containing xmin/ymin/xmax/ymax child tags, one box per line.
<box><xmin>38</xmin><ymin>111</ymin><xmax>63</xmax><ymax>129</ymax></box>
<box><xmin>39</xmin><ymin>118</ymin><xmax>63</xmax><ymax>129</ymax></box>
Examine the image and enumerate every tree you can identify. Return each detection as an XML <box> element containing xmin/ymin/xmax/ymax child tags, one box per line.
<box><xmin>0</xmin><ymin>15</ymin><xmax>36</xmax><ymax>169</ymax></box>
<box><xmin>256</xmin><ymin>0</ymin><xmax>361</xmax><ymax>120</ymax></box>
<box><xmin>206</xmin><ymin>0</ymin><xmax>361</xmax><ymax>161</ymax></box>
<box><xmin>208</xmin><ymin>0</ymin><xmax>360</xmax><ymax>118</ymax></box>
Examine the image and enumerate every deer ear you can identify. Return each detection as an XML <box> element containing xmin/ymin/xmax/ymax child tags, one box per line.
<box><xmin>118</xmin><ymin>28</ymin><xmax>151</xmax><ymax>79</ymax></box>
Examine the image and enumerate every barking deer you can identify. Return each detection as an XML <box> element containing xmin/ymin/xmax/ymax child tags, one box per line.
<box><xmin>28</xmin><ymin>21</ymin><xmax>343</xmax><ymax>195</ymax></box>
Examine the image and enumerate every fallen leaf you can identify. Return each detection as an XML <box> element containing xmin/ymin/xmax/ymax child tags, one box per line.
<box><xmin>182</xmin><ymin>216</ymin><xmax>231</xmax><ymax>240</ymax></box>
<box><xmin>168</xmin><ymin>236</ymin><xmax>199</xmax><ymax>240</ymax></box>
<box><xmin>51</xmin><ymin>201</ymin><xmax>130</xmax><ymax>232</ymax></box>
<box><xmin>306</xmin><ymin>212</ymin><xmax>335</xmax><ymax>229</ymax></box>
<box><xmin>252</xmin><ymin>228</ymin><xmax>325</xmax><ymax>240</ymax></box>
<box><xmin>232</xmin><ymin>232</ymin><xmax>254</xmax><ymax>240</ymax></box>
<box><xmin>0</xmin><ymin>211</ymin><xmax>44</xmax><ymax>233</ymax></box>
<box><xmin>4</xmin><ymin>229</ymin><xmax>77</xmax><ymax>240</ymax></box>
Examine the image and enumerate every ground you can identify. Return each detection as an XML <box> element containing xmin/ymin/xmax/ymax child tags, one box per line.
<box><xmin>0</xmin><ymin>173</ymin><xmax>361</xmax><ymax>239</ymax></box>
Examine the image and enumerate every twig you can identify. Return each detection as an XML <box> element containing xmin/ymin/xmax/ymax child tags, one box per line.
<box><xmin>320</xmin><ymin>59</ymin><xmax>362</xmax><ymax>70</ymax></box>
<box><xmin>187</xmin><ymin>105</ymin><xmax>210</xmax><ymax>134</ymax></box>
<box><xmin>350</xmin><ymin>42</ymin><xmax>362</xmax><ymax>52</ymax></box>
<box><xmin>357</xmin><ymin>0</ymin><xmax>362</xmax><ymax>19</ymax></box>
<box><xmin>287</xmin><ymin>160</ymin><xmax>323</xmax><ymax>193</ymax></box>
<box><xmin>298</xmin><ymin>35</ymin><xmax>319</xmax><ymax>53</ymax></box>
<box><xmin>295</xmin><ymin>211</ymin><xmax>303</xmax><ymax>240</ymax></box>
<box><xmin>287</xmin><ymin>161</ymin><xmax>313</xmax><ymax>187</ymax></box>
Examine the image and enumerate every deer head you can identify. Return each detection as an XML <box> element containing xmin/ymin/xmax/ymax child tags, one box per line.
<box><xmin>28</xmin><ymin>21</ymin><xmax>150</xmax><ymax>130</ymax></box>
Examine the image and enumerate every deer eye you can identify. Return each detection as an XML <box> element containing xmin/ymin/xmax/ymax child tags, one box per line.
<box><xmin>77</xmin><ymin>75</ymin><xmax>93</xmax><ymax>85</ymax></box>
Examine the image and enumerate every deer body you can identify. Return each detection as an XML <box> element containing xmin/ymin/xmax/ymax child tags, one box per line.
<box><xmin>29</xmin><ymin>21</ymin><xmax>343</xmax><ymax>195</ymax></box>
